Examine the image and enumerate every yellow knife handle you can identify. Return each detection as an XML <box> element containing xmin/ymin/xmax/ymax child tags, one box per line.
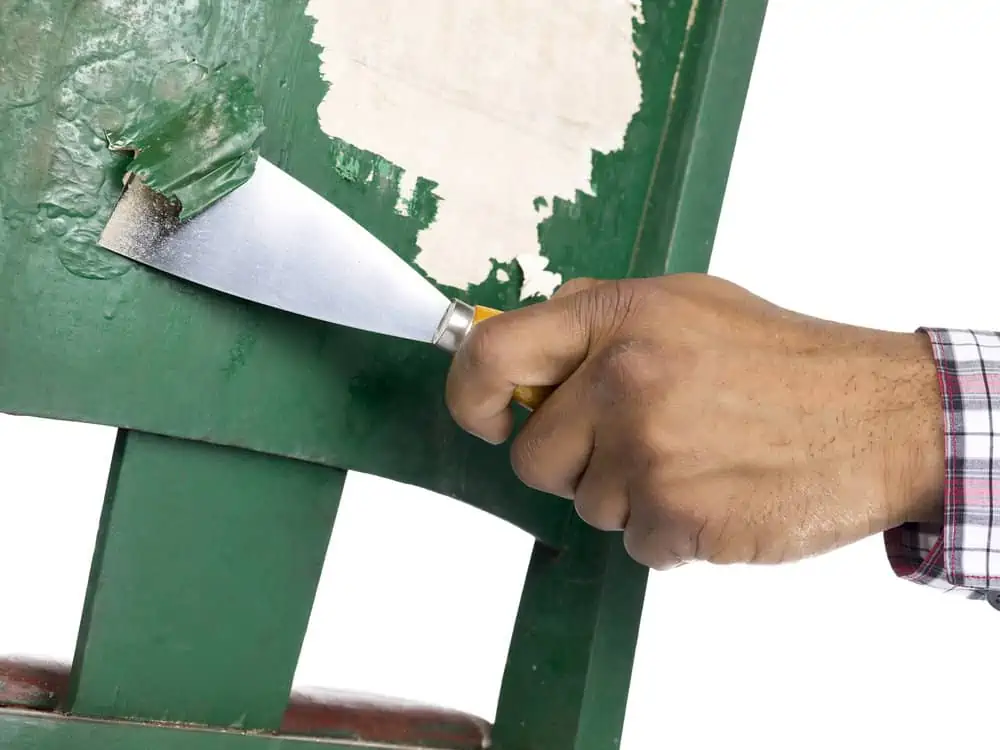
<box><xmin>472</xmin><ymin>306</ymin><xmax>553</xmax><ymax>411</ymax></box>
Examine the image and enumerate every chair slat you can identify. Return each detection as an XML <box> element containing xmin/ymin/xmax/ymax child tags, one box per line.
<box><xmin>65</xmin><ymin>430</ymin><xmax>344</xmax><ymax>730</ymax></box>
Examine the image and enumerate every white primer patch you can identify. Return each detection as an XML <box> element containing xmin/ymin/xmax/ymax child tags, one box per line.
<box><xmin>394</xmin><ymin>170</ymin><xmax>419</xmax><ymax>217</ymax></box>
<box><xmin>516</xmin><ymin>254</ymin><xmax>562</xmax><ymax>301</ymax></box>
<box><xmin>306</xmin><ymin>0</ymin><xmax>643</xmax><ymax>295</ymax></box>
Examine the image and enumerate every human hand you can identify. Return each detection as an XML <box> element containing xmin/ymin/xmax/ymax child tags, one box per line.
<box><xmin>445</xmin><ymin>274</ymin><xmax>945</xmax><ymax>569</ymax></box>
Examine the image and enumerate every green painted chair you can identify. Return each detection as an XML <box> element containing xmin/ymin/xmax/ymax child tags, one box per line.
<box><xmin>0</xmin><ymin>1</ymin><xmax>766</xmax><ymax>748</ymax></box>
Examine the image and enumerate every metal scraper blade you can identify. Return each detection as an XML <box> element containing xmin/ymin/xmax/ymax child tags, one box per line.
<box><xmin>98</xmin><ymin>158</ymin><xmax>452</xmax><ymax>345</ymax></box>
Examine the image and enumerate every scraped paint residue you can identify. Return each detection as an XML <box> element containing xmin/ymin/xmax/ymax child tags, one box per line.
<box><xmin>106</xmin><ymin>61</ymin><xmax>266</xmax><ymax>221</ymax></box>
<box><xmin>305</xmin><ymin>0</ymin><xmax>644</xmax><ymax>297</ymax></box>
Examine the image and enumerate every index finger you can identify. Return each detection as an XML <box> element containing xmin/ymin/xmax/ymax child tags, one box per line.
<box><xmin>445</xmin><ymin>285</ymin><xmax>597</xmax><ymax>443</ymax></box>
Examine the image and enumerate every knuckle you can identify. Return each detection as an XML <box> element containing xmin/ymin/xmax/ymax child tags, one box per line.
<box><xmin>632</xmin><ymin>418</ymin><xmax>671</xmax><ymax>459</ymax></box>
<box><xmin>443</xmin><ymin>366</ymin><xmax>482</xmax><ymax>430</ymax></box>
<box><xmin>622</xmin><ymin>527</ymin><xmax>677</xmax><ymax>570</ymax></box>
<box><xmin>646</xmin><ymin>554</ymin><xmax>681</xmax><ymax>572</ymax></box>
<box><xmin>693</xmin><ymin>516</ymin><xmax>749</xmax><ymax>565</ymax></box>
<box><xmin>509</xmin><ymin>431</ymin><xmax>548</xmax><ymax>491</ymax></box>
<box><xmin>554</xmin><ymin>276</ymin><xmax>600</xmax><ymax>298</ymax></box>
<box><xmin>615</xmin><ymin>411</ymin><xmax>682</xmax><ymax>481</ymax></box>
<box><xmin>580</xmin><ymin>280</ymin><xmax>637</xmax><ymax>330</ymax></box>
<box><xmin>566</xmin><ymin>280</ymin><xmax>637</xmax><ymax>342</ymax></box>
<box><xmin>621</xmin><ymin>486</ymin><xmax>682</xmax><ymax>568</ymax></box>
<box><xmin>461</xmin><ymin>320</ymin><xmax>504</xmax><ymax>372</ymax></box>
<box><xmin>574</xmin><ymin>493</ymin><xmax>624</xmax><ymax>531</ymax></box>
<box><xmin>443</xmin><ymin>369</ymin><xmax>473</xmax><ymax>427</ymax></box>
<box><xmin>620</xmin><ymin>528</ymin><xmax>647</xmax><ymax>564</ymax></box>
<box><xmin>575</xmin><ymin>504</ymin><xmax>617</xmax><ymax>532</ymax></box>
<box><xmin>695</xmin><ymin>524</ymin><xmax>728</xmax><ymax>563</ymax></box>
<box><xmin>590</xmin><ymin>340</ymin><xmax>654</xmax><ymax>398</ymax></box>
<box><xmin>444</xmin><ymin>359</ymin><xmax>467</xmax><ymax>402</ymax></box>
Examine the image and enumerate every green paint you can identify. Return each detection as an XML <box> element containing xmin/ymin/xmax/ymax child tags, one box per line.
<box><xmin>1</xmin><ymin>0</ymin><xmax>725</xmax><ymax>539</ymax></box>
<box><xmin>525</xmin><ymin>4</ymin><xmax>688</xmax><ymax>286</ymax></box>
<box><xmin>66</xmin><ymin>431</ymin><xmax>343</xmax><ymax>730</ymax></box>
<box><xmin>0</xmin><ymin>0</ymin><xmax>573</xmax><ymax>545</ymax></box>
<box><xmin>106</xmin><ymin>61</ymin><xmax>265</xmax><ymax>220</ymax></box>
<box><xmin>494</xmin><ymin>520</ymin><xmax>649</xmax><ymax>750</ymax></box>
<box><xmin>0</xmin><ymin>2</ymin><xmax>765</xmax><ymax>747</ymax></box>
<box><xmin>0</xmin><ymin>0</ymin><xmax>277</xmax><ymax>278</ymax></box>
<box><xmin>630</xmin><ymin>0</ymin><xmax>770</xmax><ymax>278</ymax></box>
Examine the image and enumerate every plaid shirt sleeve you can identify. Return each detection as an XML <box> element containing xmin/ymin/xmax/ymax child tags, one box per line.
<box><xmin>883</xmin><ymin>328</ymin><xmax>1000</xmax><ymax>600</ymax></box>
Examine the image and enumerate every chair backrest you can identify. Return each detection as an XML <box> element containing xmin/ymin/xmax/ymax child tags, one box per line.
<box><xmin>0</xmin><ymin>1</ymin><xmax>767</xmax><ymax>747</ymax></box>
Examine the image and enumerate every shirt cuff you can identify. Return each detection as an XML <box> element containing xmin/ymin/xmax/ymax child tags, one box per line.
<box><xmin>883</xmin><ymin>328</ymin><xmax>1000</xmax><ymax>599</ymax></box>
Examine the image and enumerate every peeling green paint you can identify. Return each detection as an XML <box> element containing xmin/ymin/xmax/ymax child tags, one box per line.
<box><xmin>309</xmin><ymin>1</ymin><xmax>705</xmax><ymax>305</ymax></box>
<box><xmin>0</xmin><ymin>0</ymin><xmax>765</xmax><ymax>746</ymax></box>
<box><xmin>0</xmin><ymin>0</ymin><xmax>572</xmax><ymax>541</ymax></box>
<box><xmin>530</xmin><ymin>5</ymin><xmax>677</xmax><ymax>285</ymax></box>
<box><xmin>294</xmin><ymin>2</ymin><xmax>679</xmax><ymax>303</ymax></box>
<box><xmin>0</xmin><ymin>0</ymin><xmax>763</xmax><ymax>543</ymax></box>
<box><xmin>106</xmin><ymin>61</ymin><xmax>265</xmax><ymax>221</ymax></box>
<box><xmin>0</xmin><ymin>0</ymin><xmax>276</xmax><ymax>277</ymax></box>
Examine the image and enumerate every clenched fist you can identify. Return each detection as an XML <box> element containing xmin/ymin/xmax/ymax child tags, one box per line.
<box><xmin>446</xmin><ymin>274</ymin><xmax>945</xmax><ymax>570</ymax></box>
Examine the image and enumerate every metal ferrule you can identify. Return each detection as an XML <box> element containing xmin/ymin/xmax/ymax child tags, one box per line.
<box><xmin>432</xmin><ymin>299</ymin><xmax>475</xmax><ymax>354</ymax></box>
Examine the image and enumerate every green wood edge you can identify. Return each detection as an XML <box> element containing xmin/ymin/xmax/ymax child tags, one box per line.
<box><xmin>489</xmin><ymin>5</ymin><xmax>768</xmax><ymax>748</ymax></box>
<box><xmin>0</xmin><ymin>708</ymin><xmax>396</xmax><ymax>750</ymax></box>
<box><xmin>492</xmin><ymin>525</ymin><xmax>648</xmax><ymax>750</ymax></box>
<box><xmin>629</xmin><ymin>0</ymin><xmax>769</xmax><ymax>277</ymax></box>
<box><xmin>65</xmin><ymin>430</ymin><xmax>344</xmax><ymax>730</ymax></box>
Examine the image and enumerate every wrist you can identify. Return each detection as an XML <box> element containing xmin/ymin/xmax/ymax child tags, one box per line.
<box><xmin>883</xmin><ymin>332</ymin><xmax>946</xmax><ymax>527</ymax></box>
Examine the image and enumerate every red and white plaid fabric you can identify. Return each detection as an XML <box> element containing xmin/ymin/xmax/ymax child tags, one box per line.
<box><xmin>884</xmin><ymin>328</ymin><xmax>1000</xmax><ymax>599</ymax></box>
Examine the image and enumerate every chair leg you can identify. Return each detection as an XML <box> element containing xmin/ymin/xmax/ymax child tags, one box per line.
<box><xmin>492</xmin><ymin>516</ymin><xmax>648</xmax><ymax>750</ymax></box>
<box><xmin>66</xmin><ymin>430</ymin><xmax>344</xmax><ymax>730</ymax></box>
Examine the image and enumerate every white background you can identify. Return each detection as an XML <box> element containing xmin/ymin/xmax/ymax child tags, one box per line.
<box><xmin>2</xmin><ymin>2</ymin><xmax>999</xmax><ymax>748</ymax></box>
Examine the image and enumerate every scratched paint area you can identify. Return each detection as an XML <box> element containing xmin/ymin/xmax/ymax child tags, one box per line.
<box><xmin>0</xmin><ymin>0</ymin><xmax>273</xmax><ymax>280</ymax></box>
<box><xmin>0</xmin><ymin>0</ymin><xmax>709</xmax><ymax>537</ymax></box>
<box><xmin>305</xmin><ymin>0</ymin><xmax>645</xmax><ymax>299</ymax></box>
<box><xmin>0</xmin><ymin>0</ymin><xmax>681</xmax><ymax>304</ymax></box>
<box><xmin>107</xmin><ymin>62</ymin><xmax>265</xmax><ymax>221</ymax></box>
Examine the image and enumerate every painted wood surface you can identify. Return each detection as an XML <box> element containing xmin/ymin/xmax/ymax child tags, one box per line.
<box><xmin>0</xmin><ymin>0</ymin><xmax>761</xmax><ymax>544</ymax></box>
<box><xmin>66</xmin><ymin>431</ymin><xmax>343</xmax><ymax>730</ymax></box>
<box><xmin>0</xmin><ymin>1</ymin><xmax>766</xmax><ymax>748</ymax></box>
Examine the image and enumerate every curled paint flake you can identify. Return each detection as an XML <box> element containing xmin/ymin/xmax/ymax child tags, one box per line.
<box><xmin>106</xmin><ymin>61</ymin><xmax>266</xmax><ymax>220</ymax></box>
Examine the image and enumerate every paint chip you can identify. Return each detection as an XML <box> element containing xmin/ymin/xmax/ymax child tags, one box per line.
<box><xmin>395</xmin><ymin>170</ymin><xmax>418</xmax><ymax>217</ymax></box>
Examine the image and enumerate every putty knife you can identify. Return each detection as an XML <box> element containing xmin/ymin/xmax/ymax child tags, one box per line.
<box><xmin>98</xmin><ymin>158</ymin><xmax>549</xmax><ymax>410</ymax></box>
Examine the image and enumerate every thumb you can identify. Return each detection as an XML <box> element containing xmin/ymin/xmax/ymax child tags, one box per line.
<box><xmin>445</xmin><ymin>278</ymin><xmax>613</xmax><ymax>443</ymax></box>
